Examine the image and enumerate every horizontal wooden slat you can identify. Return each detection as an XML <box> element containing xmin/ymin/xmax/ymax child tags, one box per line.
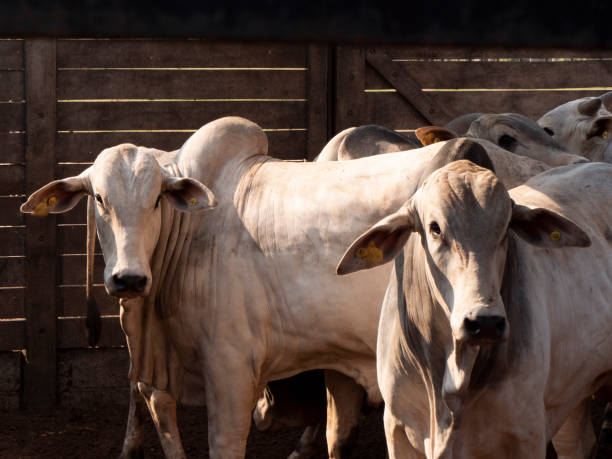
<box><xmin>0</xmin><ymin>102</ymin><xmax>24</xmax><ymax>132</ymax></box>
<box><xmin>0</xmin><ymin>257</ymin><xmax>24</xmax><ymax>287</ymax></box>
<box><xmin>0</xmin><ymin>164</ymin><xmax>25</xmax><ymax>195</ymax></box>
<box><xmin>0</xmin><ymin>71</ymin><xmax>23</xmax><ymax>101</ymax></box>
<box><xmin>57</xmin><ymin>40</ymin><xmax>306</xmax><ymax>68</ymax></box>
<box><xmin>0</xmin><ymin>132</ymin><xmax>25</xmax><ymax>163</ymax></box>
<box><xmin>365</xmin><ymin>90</ymin><xmax>609</xmax><ymax>130</ymax></box>
<box><xmin>57</xmin><ymin>100</ymin><xmax>306</xmax><ymax>131</ymax></box>
<box><xmin>0</xmin><ymin>197</ymin><xmax>24</xmax><ymax>226</ymax></box>
<box><xmin>56</xmin><ymin>129</ymin><xmax>307</xmax><ymax>162</ymax></box>
<box><xmin>366</xmin><ymin>60</ymin><xmax>612</xmax><ymax>90</ymax></box>
<box><xmin>0</xmin><ymin>40</ymin><xmax>23</xmax><ymax>69</ymax></box>
<box><xmin>60</xmin><ymin>254</ymin><xmax>104</xmax><ymax>285</ymax></box>
<box><xmin>0</xmin><ymin>287</ymin><xmax>25</xmax><ymax>318</ymax></box>
<box><xmin>58</xmin><ymin>285</ymin><xmax>118</xmax><ymax>317</ymax></box>
<box><xmin>384</xmin><ymin>46</ymin><xmax>612</xmax><ymax>60</ymax></box>
<box><xmin>56</xmin><ymin>199</ymin><xmax>86</xmax><ymax>225</ymax></box>
<box><xmin>58</xmin><ymin>69</ymin><xmax>306</xmax><ymax>99</ymax></box>
<box><xmin>0</xmin><ymin>227</ymin><xmax>24</xmax><ymax>256</ymax></box>
<box><xmin>58</xmin><ymin>224</ymin><xmax>100</xmax><ymax>254</ymax></box>
<box><xmin>57</xmin><ymin>316</ymin><xmax>125</xmax><ymax>348</ymax></box>
<box><xmin>0</xmin><ymin>320</ymin><xmax>25</xmax><ymax>350</ymax></box>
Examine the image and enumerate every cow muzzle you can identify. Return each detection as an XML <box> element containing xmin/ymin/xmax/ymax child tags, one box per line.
<box><xmin>454</xmin><ymin>308</ymin><xmax>508</xmax><ymax>345</ymax></box>
<box><xmin>108</xmin><ymin>272</ymin><xmax>149</xmax><ymax>298</ymax></box>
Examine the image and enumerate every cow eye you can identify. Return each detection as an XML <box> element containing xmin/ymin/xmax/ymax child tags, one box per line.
<box><xmin>543</xmin><ymin>127</ymin><xmax>554</xmax><ymax>136</ymax></box>
<box><xmin>155</xmin><ymin>194</ymin><xmax>162</xmax><ymax>209</ymax></box>
<box><xmin>430</xmin><ymin>222</ymin><xmax>441</xmax><ymax>236</ymax></box>
<box><xmin>498</xmin><ymin>134</ymin><xmax>517</xmax><ymax>151</ymax></box>
<box><xmin>95</xmin><ymin>194</ymin><xmax>103</xmax><ymax>206</ymax></box>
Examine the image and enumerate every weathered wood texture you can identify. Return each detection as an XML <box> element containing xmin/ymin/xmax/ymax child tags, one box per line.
<box><xmin>23</xmin><ymin>39</ymin><xmax>57</xmax><ymax>410</ymax></box>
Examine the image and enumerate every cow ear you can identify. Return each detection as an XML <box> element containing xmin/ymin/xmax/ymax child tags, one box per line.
<box><xmin>162</xmin><ymin>176</ymin><xmax>216</xmax><ymax>212</ymax></box>
<box><xmin>587</xmin><ymin>117</ymin><xmax>612</xmax><ymax>140</ymax></box>
<box><xmin>337</xmin><ymin>204</ymin><xmax>416</xmax><ymax>275</ymax></box>
<box><xmin>21</xmin><ymin>175</ymin><xmax>89</xmax><ymax>216</ymax></box>
<box><xmin>509</xmin><ymin>203</ymin><xmax>591</xmax><ymax>249</ymax></box>
<box><xmin>415</xmin><ymin>126</ymin><xmax>456</xmax><ymax>146</ymax></box>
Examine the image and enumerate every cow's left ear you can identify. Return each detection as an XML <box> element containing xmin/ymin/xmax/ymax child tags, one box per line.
<box><xmin>415</xmin><ymin>126</ymin><xmax>456</xmax><ymax>146</ymax></box>
<box><xmin>162</xmin><ymin>176</ymin><xmax>216</xmax><ymax>212</ymax></box>
<box><xmin>337</xmin><ymin>203</ymin><xmax>416</xmax><ymax>275</ymax></box>
<box><xmin>509</xmin><ymin>203</ymin><xmax>591</xmax><ymax>249</ymax></box>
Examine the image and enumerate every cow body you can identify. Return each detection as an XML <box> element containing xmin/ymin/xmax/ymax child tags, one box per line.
<box><xmin>339</xmin><ymin>160</ymin><xmax>612</xmax><ymax>458</ymax></box>
<box><xmin>22</xmin><ymin>118</ymin><xmax>558</xmax><ymax>458</ymax></box>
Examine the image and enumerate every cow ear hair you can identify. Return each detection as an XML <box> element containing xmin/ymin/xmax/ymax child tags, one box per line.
<box><xmin>20</xmin><ymin>174</ymin><xmax>89</xmax><ymax>216</ymax></box>
<box><xmin>337</xmin><ymin>203</ymin><xmax>416</xmax><ymax>275</ymax></box>
<box><xmin>509</xmin><ymin>203</ymin><xmax>591</xmax><ymax>249</ymax></box>
<box><xmin>162</xmin><ymin>176</ymin><xmax>216</xmax><ymax>212</ymax></box>
<box><xmin>415</xmin><ymin>126</ymin><xmax>456</xmax><ymax>146</ymax></box>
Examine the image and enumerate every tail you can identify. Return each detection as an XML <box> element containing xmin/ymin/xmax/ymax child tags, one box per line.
<box><xmin>85</xmin><ymin>196</ymin><xmax>101</xmax><ymax>346</ymax></box>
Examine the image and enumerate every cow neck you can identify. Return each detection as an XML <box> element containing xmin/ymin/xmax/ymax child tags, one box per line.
<box><xmin>395</xmin><ymin>231</ymin><xmax>531</xmax><ymax>455</ymax></box>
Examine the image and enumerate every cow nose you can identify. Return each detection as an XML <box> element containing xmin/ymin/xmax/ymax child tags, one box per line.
<box><xmin>112</xmin><ymin>274</ymin><xmax>148</xmax><ymax>293</ymax></box>
<box><xmin>463</xmin><ymin>315</ymin><xmax>506</xmax><ymax>342</ymax></box>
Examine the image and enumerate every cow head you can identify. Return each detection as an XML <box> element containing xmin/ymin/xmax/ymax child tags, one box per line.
<box><xmin>538</xmin><ymin>94</ymin><xmax>612</xmax><ymax>162</ymax></box>
<box><xmin>337</xmin><ymin>159</ymin><xmax>589</xmax><ymax>394</ymax></box>
<box><xmin>21</xmin><ymin>144</ymin><xmax>216</xmax><ymax>298</ymax></box>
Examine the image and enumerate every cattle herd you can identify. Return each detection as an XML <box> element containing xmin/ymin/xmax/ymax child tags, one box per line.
<box><xmin>20</xmin><ymin>92</ymin><xmax>612</xmax><ymax>458</ymax></box>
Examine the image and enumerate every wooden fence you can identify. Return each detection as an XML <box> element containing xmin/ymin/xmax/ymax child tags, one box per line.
<box><xmin>0</xmin><ymin>38</ymin><xmax>610</xmax><ymax>410</ymax></box>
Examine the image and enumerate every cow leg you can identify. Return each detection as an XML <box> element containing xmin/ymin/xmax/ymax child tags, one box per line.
<box><xmin>324</xmin><ymin>370</ymin><xmax>364</xmax><ymax>458</ymax></box>
<box><xmin>287</xmin><ymin>424</ymin><xmax>324</xmax><ymax>459</ymax></box>
<box><xmin>119</xmin><ymin>381</ymin><xmax>148</xmax><ymax>459</ymax></box>
<box><xmin>553</xmin><ymin>398</ymin><xmax>596</xmax><ymax>459</ymax></box>
<box><xmin>383</xmin><ymin>408</ymin><xmax>423</xmax><ymax>459</ymax></box>
<box><xmin>138</xmin><ymin>382</ymin><xmax>186</xmax><ymax>459</ymax></box>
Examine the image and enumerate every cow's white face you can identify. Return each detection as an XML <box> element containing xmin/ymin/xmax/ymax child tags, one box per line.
<box><xmin>21</xmin><ymin>143</ymin><xmax>216</xmax><ymax>298</ymax></box>
<box><xmin>538</xmin><ymin>97</ymin><xmax>612</xmax><ymax>162</ymax></box>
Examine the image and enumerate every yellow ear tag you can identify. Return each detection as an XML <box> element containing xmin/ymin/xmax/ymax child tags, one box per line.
<box><xmin>189</xmin><ymin>198</ymin><xmax>197</xmax><ymax>207</ymax></box>
<box><xmin>32</xmin><ymin>200</ymin><xmax>49</xmax><ymax>217</ymax></box>
<box><xmin>356</xmin><ymin>241</ymin><xmax>383</xmax><ymax>264</ymax></box>
<box><xmin>550</xmin><ymin>231</ymin><xmax>561</xmax><ymax>242</ymax></box>
<box><xmin>602</xmin><ymin>131</ymin><xmax>608</xmax><ymax>139</ymax></box>
<box><xmin>47</xmin><ymin>196</ymin><xmax>56</xmax><ymax>206</ymax></box>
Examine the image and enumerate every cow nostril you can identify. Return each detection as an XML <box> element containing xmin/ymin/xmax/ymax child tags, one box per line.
<box><xmin>112</xmin><ymin>274</ymin><xmax>126</xmax><ymax>291</ymax></box>
<box><xmin>463</xmin><ymin>318</ymin><xmax>481</xmax><ymax>337</ymax></box>
<box><xmin>495</xmin><ymin>316</ymin><xmax>506</xmax><ymax>335</ymax></box>
<box><xmin>113</xmin><ymin>274</ymin><xmax>147</xmax><ymax>292</ymax></box>
<box><xmin>463</xmin><ymin>315</ymin><xmax>506</xmax><ymax>342</ymax></box>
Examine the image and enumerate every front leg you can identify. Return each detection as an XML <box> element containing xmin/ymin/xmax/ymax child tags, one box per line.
<box><xmin>383</xmin><ymin>408</ymin><xmax>424</xmax><ymax>459</ymax></box>
<box><xmin>119</xmin><ymin>381</ymin><xmax>149</xmax><ymax>459</ymax></box>
<box><xmin>553</xmin><ymin>398</ymin><xmax>596</xmax><ymax>459</ymax></box>
<box><xmin>138</xmin><ymin>382</ymin><xmax>186</xmax><ymax>459</ymax></box>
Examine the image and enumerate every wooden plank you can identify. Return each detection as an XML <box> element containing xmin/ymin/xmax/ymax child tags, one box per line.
<box><xmin>0</xmin><ymin>132</ymin><xmax>25</xmax><ymax>163</ymax></box>
<box><xmin>0</xmin><ymin>102</ymin><xmax>24</xmax><ymax>132</ymax></box>
<box><xmin>0</xmin><ymin>227</ymin><xmax>25</xmax><ymax>256</ymax></box>
<box><xmin>0</xmin><ymin>257</ymin><xmax>24</xmax><ymax>287</ymax></box>
<box><xmin>365</xmin><ymin>60</ymin><xmax>612</xmax><ymax>90</ymax></box>
<box><xmin>0</xmin><ymin>71</ymin><xmax>23</xmax><ymax>101</ymax></box>
<box><xmin>60</xmin><ymin>254</ymin><xmax>105</xmax><ymax>285</ymax></box>
<box><xmin>335</xmin><ymin>46</ymin><xmax>366</xmax><ymax>132</ymax></box>
<box><xmin>306</xmin><ymin>45</ymin><xmax>330</xmax><ymax>160</ymax></box>
<box><xmin>56</xmin><ymin>129</ymin><xmax>307</xmax><ymax>162</ymax></box>
<box><xmin>58</xmin><ymin>69</ymin><xmax>306</xmax><ymax>99</ymax></box>
<box><xmin>57</xmin><ymin>316</ymin><xmax>125</xmax><ymax>349</ymax></box>
<box><xmin>0</xmin><ymin>40</ymin><xmax>23</xmax><ymax>69</ymax></box>
<box><xmin>58</xmin><ymin>224</ymin><xmax>100</xmax><ymax>254</ymax></box>
<box><xmin>23</xmin><ymin>38</ymin><xmax>57</xmax><ymax>411</ymax></box>
<box><xmin>57</xmin><ymin>40</ymin><xmax>307</xmax><ymax>68</ymax></box>
<box><xmin>0</xmin><ymin>164</ymin><xmax>25</xmax><ymax>195</ymax></box>
<box><xmin>365</xmin><ymin>90</ymin><xmax>610</xmax><ymax>130</ymax></box>
<box><xmin>0</xmin><ymin>197</ymin><xmax>25</xmax><ymax>226</ymax></box>
<box><xmin>57</xmin><ymin>100</ymin><xmax>306</xmax><ymax>131</ymax></box>
<box><xmin>58</xmin><ymin>285</ymin><xmax>118</xmax><ymax>317</ymax></box>
<box><xmin>366</xmin><ymin>48</ymin><xmax>451</xmax><ymax>125</ymax></box>
<box><xmin>0</xmin><ymin>320</ymin><xmax>25</xmax><ymax>351</ymax></box>
<box><xmin>0</xmin><ymin>287</ymin><xmax>25</xmax><ymax>318</ymax></box>
<box><xmin>383</xmin><ymin>46</ymin><xmax>612</xmax><ymax>60</ymax></box>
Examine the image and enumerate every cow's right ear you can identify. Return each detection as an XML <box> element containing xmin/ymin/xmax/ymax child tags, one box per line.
<box><xmin>415</xmin><ymin>126</ymin><xmax>456</xmax><ymax>146</ymax></box>
<box><xmin>20</xmin><ymin>175</ymin><xmax>89</xmax><ymax>216</ymax></box>
<box><xmin>337</xmin><ymin>203</ymin><xmax>416</xmax><ymax>275</ymax></box>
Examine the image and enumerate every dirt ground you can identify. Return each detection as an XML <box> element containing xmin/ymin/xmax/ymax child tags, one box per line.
<box><xmin>0</xmin><ymin>403</ymin><xmax>387</xmax><ymax>459</ymax></box>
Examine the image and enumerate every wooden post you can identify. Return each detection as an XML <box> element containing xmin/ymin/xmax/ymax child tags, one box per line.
<box><xmin>23</xmin><ymin>39</ymin><xmax>57</xmax><ymax>410</ymax></box>
<box><xmin>306</xmin><ymin>45</ymin><xmax>330</xmax><ymax>160</ymax></box>
<box><xmin>334</xmin><ymin>46</ymin><xmax>365</xmax><ymax>133</ymax></box>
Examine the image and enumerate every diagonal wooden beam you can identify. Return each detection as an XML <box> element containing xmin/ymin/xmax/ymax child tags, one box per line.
<box><xmin>366</xmin><ymin>47</ymin><xmax>453</xmax><ymax>125</ymax></box>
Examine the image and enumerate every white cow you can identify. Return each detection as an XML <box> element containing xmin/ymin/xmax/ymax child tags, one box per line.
<box><xmin>338</xmin><ymin>159</ymin><xmax>612</xmax><ymax>458</ymax></box>
<box><xmin>538</xmin><ymin>92</ymin><xmax>612</xmax><ymax>162</ymax></box>
<box><xmin>21</xmin><ymin>117</ymin><xmax>560</xmax><ymax>458</ymax></box>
